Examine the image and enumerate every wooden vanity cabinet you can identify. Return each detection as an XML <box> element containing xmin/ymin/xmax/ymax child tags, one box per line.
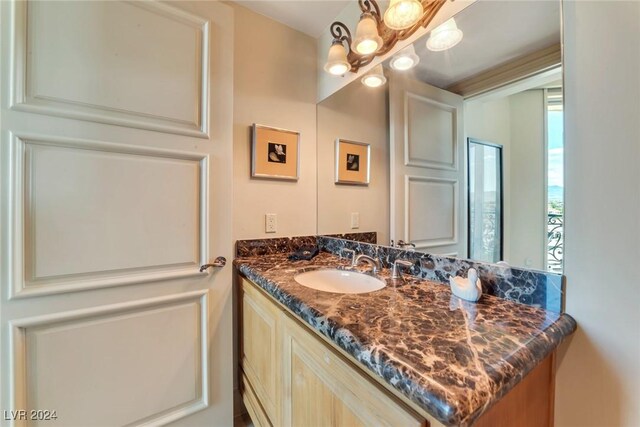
<box><xmin>239</xmin><ymin>276</ymin><xmax>555</xmax><ymax>427</ymax></box>
<box><xmin>239</xmin><ymin>278</ymin><xmax>425</xmax><ymax>427</ymax></box>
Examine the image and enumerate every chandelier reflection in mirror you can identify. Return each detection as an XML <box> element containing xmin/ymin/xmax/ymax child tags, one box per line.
<box><xmin>324</xmin><ymin>0</ymin><xmax>446</xmax><ymax>75</ymax></box>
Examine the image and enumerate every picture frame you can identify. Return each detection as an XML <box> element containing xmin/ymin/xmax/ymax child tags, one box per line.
<box><xmin>335</xmin><ymin>139</ymin><xmax>370</xmax><ymax>185</ymax></box>
<box><xmin>251</xmin><ymin>124</ymin><xmax>300</xmax><ymax>181</ymax></box>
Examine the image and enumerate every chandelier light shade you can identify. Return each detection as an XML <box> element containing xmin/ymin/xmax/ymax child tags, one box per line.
<box><xmin>384</xmin><ymin>0</ymin><xmax>423</xmax><ymax>30</ymax></box>
<box><xmin>426</xmin><ymin>18</ymin><xmax>464</xmax><ymax>51</ymax></box>
<box><xmin>324</xmin><ymin>41</ymin><xmax>352</xmax><ymax>75</ymax></box>
<box><xmin>389</xmin><ymin>44</ymin><xmax>420</xmax><ymax>71</ymax></box>
<box><xmin>323</xmin><ymin>0</ymin><xmax>446</xmax><ymax>74</ymax></box>
<box><xmin>361</xmin><ymin>64</ymin><xmax>387</xmax><ymax>87</ymax></box>
<box><xmin>352</xmin><ymin>12</ymin><xmax>383</xmax><ymax>55</ymax></box>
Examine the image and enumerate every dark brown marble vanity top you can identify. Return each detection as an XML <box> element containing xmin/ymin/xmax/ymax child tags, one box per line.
<box><xmin>234</xmin><ymin>251</ymin><xmax>576</xmax><ymax>426</ymax></box>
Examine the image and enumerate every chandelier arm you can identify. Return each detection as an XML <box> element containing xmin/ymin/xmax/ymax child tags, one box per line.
<box><xmin>359</xmin><ymin>0</ymin><xmax>382</xmax><ymax>23</ymax></box>
<box><xmin>329</xmin><ymin>21</ymin><xmax>353</xmax><ymax>46</ymax></box>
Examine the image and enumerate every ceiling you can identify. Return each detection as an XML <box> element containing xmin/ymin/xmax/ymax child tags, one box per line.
<box><xmin>235</xmin><ymin>0</ymin><xmax>351</xmax><ymax>38</ymax></box>
<box><xmin>406</xmin><ymin>0</ymin><xmax>561</xmax><ymax>88</ymax></box>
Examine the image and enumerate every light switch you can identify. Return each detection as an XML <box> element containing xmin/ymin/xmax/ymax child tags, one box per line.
<box><xmin>265</xmin><ymin>213</ymin><xmax>277</xmax><ymax>233</ymax></box>
<box><xmin>350</xmin><ymin>212</ymin><xmax>360</xmax><ymax>229</ymax></box>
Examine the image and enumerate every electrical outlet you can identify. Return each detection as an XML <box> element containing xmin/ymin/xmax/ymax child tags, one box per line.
<box><xmin>265</xmin><ymin>213</ymin><xmax>277</xmax><ymax>233</ymax></box>
<box><xmin>350</xmin><ymin>212</ymin><xmax>360</xmax><ymax>229</ymax></box>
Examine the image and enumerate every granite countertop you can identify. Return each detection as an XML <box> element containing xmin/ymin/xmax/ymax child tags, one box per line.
<box><xmin>234</xmin><ymin>251</ymin><xmax>576</xmax><ymax>426</ymax></box>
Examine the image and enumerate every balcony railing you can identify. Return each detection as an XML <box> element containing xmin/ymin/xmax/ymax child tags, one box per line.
<box><xmin>548</xmin><ymin>213</ymin><xmax>564</xmax><ymax>273</ymax></box>
<box><xmin>471</xmin><ymin>207</ymin><xmax>564</xmax><ymax>272</ymax></box>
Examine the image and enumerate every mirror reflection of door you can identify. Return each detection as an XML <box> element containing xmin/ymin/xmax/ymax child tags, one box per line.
<box><xmin>388</xmin><ymin>74</ymin><xmax>466</xmax><ymax>257</ymax></box>
<box><xmin>468</xmin><ymin>139</ymin><xmax>503</xmax><ymax>263</ymax></box>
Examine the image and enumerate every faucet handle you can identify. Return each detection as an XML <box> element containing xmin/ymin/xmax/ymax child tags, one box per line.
<box><xmin>396</xmin><ymin>240</ymin><xmax>416</xmax><ymax>249</ymax></box>
<box><xmin>391</xmin><ymin>259</ymin><xmax>413</xmax><ymax>279</ymax></box>
<box><xmin>341</xmin><ymin>248</ymin><xmax>357</xmax><ymax>266</ymax></box>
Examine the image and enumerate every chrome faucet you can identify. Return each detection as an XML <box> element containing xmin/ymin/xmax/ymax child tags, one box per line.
<box><xmin>354</xmin><ymin>254</ymin><xmax>380</xmax><ymax>274</ymax></box>
<box><xmin>391</xmin><ymin>259</ymin><xmax>413</xmax><ymax>279</ymax></box>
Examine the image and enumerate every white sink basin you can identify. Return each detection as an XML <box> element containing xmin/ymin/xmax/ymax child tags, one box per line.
<box><xmin>294</xmin><ymin>269</ymin><xmax>386</xmax><ymax>294</ymax></box>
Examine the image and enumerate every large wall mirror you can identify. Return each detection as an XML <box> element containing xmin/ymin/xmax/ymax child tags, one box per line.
<box><xmin>316</xmin><ymin>0</ymin><xmax>564</xmax><ymax>273</ymax></box>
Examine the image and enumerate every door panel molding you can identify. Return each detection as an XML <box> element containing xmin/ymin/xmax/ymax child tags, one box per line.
<box><xmin>404</xmin><ymin>175</ymin><xmax>458</xmax><ymax>249</ymax></box>
<box><xmin>5</xmin><ymin>132</ymin><xmax>210</xmax><ymax>299</ymax></box>
<box><xmin>9</xmin><ymin>0</ymin><xmax>210</xmax><ymax>137</ymax></box>
<box><xmin>390</xmin><ymin>73</ymin><xmax>466</xmax><ymax>257</ymax></box>
<box><xmin>403</xmin><ymin>91</ymin><xmax>458</xmax><ymax>171</ymax></box>
<box><xmin>8</xmin><ymin>290</ymin><xmax>209</xmax><ymax>427</ymax></box>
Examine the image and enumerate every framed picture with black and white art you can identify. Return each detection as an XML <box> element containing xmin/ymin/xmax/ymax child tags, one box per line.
<box><xmin>251</xmin><ymin>124</ymin><xmax>300</xmax><ymax>181</ymax></box>
<box><xmin>335</xmin><ymin>139</ymin><xmax>370</xmax><ymax>185</ymax></box>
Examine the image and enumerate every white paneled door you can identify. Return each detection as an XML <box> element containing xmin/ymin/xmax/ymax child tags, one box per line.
<box><xmin>0</xmin><ymin>1</ymin><xmax>234</xmax><ymax>426</ymax></box>
<box><xmin>389</xmin><ymin>73</ymin><xmax>466</xmax><ymax>257</ymax></box>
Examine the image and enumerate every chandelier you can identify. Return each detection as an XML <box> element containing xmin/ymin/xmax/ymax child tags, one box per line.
<box><xmin>324</xmin><ymin>0</ymin><xmax>446</xmax><ymax>75</ymax></box>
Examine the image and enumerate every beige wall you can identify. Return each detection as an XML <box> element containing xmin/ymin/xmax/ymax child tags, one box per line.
<box><xmin>509</xmin><ymin>90</ymin><xmax>545</xmax><ymax>269</ymax></box>
<box><xmin>317</xmin><ymin>80</ymin><xmax>390</xmax><ymax>244</ymax></box>
<box><xmin>465</xmin><ymin>90</ymin><xmax>545</xmax><ymax>269</ymax></box>
<box><xmin>556</xmin><ymin>1</ymin><xmax>640</xmax><ymax>426</ymax></box>
<box><xmin>232</xmin><ymin>3</ymin><xmax>317</xmax><ymax>241</ymax></box>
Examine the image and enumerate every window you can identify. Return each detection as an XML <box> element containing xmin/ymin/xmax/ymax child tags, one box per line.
<box><xmin>546</xmin><ymin>87</ymin><xmax>564</xmax><ymax>273</ymax></box>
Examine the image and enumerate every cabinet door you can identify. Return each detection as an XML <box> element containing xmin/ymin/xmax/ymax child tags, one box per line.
<box><xmin>281</xmin><ymin>314</ymin><xmax>425</xmax><ymax>427</ymax></box>
<box><xmin>241</xmin><ymin>279</ymin><xmax>280</xmax><ymax>424</ymax></box>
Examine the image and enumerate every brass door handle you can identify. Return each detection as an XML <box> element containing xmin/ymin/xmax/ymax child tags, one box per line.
<box><xmin>200</xmin><ymin>256</ymin><xmax>227</xmax><ymax>272</ymax></box>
